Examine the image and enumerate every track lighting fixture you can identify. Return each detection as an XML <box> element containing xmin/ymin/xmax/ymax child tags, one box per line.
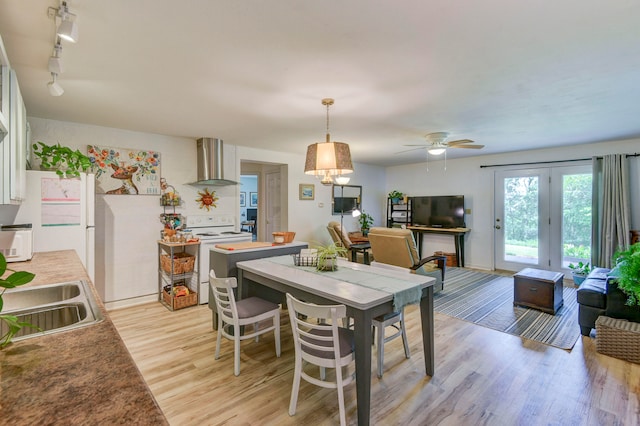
<box><xmin>56</xmin><ymin>1</ymin><xmax>78</xmax><ymax>43</ymax></box>
<box><xmin>46</xmin><ymin>1</ymin><xmax>78</xmax><ymax>95</ymax></box>
<box><xmin>48</xmin><ymin>43</ymin><xmax>63</xmax><ymax>74</ymax></box>
<box><xmin>48</xmin><ymin>73</ymin><xmax>64</xmax><ymax>96</ymax></box>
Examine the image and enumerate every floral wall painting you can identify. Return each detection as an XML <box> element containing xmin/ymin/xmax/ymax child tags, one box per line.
<box><xmin>250</xmin><ymin>192</ymin><xmax>258</xmax><ymax>207</ymax></box>
<box><xmin>87</xmin><ymin>145</ymin><xmax>161</xmax><ymax>195</ymax></box>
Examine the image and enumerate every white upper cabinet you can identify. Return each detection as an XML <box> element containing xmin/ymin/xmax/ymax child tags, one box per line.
<box><xmin>0</xmin><ymin>35</ymin><xmax>27</xmax><ymax>204</ymax></box>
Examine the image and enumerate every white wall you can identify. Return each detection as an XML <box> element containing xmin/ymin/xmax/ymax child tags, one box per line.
<box><xmin>236</xmin><ymin>146</ymin><xmax>386</xmax><ymax>247</ymax></box>
<box><xmin>22</xmin><ymin>117</ymin><xmax>387</xmax><ymax>304</ymax></box>
<box><xmin>27</xmin><ymin>117</ymin><xmax>241</xmax><ymax>305</ymax></box>
<box><xmin>385</xmin><ymin>138</ymin><xmax>640</xmax><ymax>270</ymax></box>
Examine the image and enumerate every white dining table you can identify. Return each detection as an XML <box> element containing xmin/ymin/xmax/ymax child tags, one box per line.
<box><xmin>236</xmin><ymin>256</ymin><xmax>436</xmax><ymax>426</ymax></box>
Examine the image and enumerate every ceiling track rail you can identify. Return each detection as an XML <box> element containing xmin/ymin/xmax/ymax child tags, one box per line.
<box><xmin>480</xmin><ymin>153</ymin><xmax>640</xmax><ymax>169</ymax></box>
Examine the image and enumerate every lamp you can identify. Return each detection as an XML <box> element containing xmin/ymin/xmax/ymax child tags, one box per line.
<box><xmin>48</xmin><ymin>43</ymin><xmax>64</xmax><ymax>74</ymax></box>
<box><xmin>56</xmin><ymin>1</ymin><xmax>78</xmax><ymax>43</ymax></box>
<box><xmin>337</xmin><ymin>184</ymin><xmax>361</xmax><ymax>241</ymax></box>
<box><xmin>47</xmin><ymin>73</ymin><xmax>64</xmax><ymax>96</ymax></box>
<box><xmin>334</xmin><ymin>175</ymin><xmax>350</xmax><ymax>185</ymax></box>
<box><xmin>305</xmin><ymin>98</ymin><xmax>354</xmax><ymax>186</ymax></box>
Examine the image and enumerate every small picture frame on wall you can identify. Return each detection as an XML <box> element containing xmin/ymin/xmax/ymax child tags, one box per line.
<box><xmin>240</xmin><ymin>192</ymin><xmax>246</xmax><ymax>207</ymax></box>
<box><xmin>299</xmin><ymin>184</ymin><xmax>315</xmax><ymax>200</ymax></box>
<box><xmin>250</xmin><ymin>192</ymin><xmax>258</xmax><ymax>207</ymax></box>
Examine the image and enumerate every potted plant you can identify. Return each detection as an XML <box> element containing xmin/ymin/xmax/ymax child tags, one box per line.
<box><xmin>32</xmin><ymin>141</ymin><xmax>92</xmax><ymax>178</ymax></box>
<box><xmin>0</xmin><ymin>252</ymin><xmax>38</xmax><ymax>348</ymax></box>
<box><xmin>613</xmin><ymin>243</ymin><xmax>640</xmax><ymax>306</ymax></box>
<box><xmin>388</xmin><ymin>190</ymin><xmax>404</xmax><ymax>204</ymax></box>
<box><xmin>358</xmin><ymin>211</ymin><xmax>374</xmax><ymax>235</ymax></box>
<box><xmin>315</xmin><ymin>242</ymin><xmax>348</xmax><ymax>272</ymax></box>
<box><xmin>568</xmin><ymin>261</ymin><xmax>591</xmax><ymax>286</ymax></box>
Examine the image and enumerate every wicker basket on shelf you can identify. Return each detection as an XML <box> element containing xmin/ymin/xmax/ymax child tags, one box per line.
<box><xmin>160</xmin><ymin>252</ymin><xmax>195</xmax><ymax>274</ymax></box>
<box><xmin>162</xmin><ymin>288</ymin><xmax>198</xmax><ymax>310</ymax></box>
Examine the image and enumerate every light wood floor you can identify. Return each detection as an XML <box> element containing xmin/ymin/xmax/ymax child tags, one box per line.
<box><xmin>110</xmin><ymin>300</ymin><xmax>640</xmax><ymax>426</ymax></box>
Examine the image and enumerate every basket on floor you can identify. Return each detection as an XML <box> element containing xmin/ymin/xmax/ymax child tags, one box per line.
<box><xmin>595</xmin><ymin>316</ymin><xmax>640</xmax><ymax>364</ymax></box>
<box><xmin>160</xmin><ymin>252</ymin><xmax>195</xmax><ymax>274</ymax></box>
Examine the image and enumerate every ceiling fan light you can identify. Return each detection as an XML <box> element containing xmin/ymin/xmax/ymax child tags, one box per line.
<box><xmin>428</xmin><ymin>147</ymin><xmax>446</xmax><ymax>156</ymax></box>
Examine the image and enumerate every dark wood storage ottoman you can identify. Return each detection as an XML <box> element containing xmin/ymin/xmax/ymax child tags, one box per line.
<box><xmin>513</xmin><ymin>268</ymin><xmax>564</xmax><ymax>314</ymax></box>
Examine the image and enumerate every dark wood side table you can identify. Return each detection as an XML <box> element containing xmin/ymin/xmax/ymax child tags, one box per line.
<box><xmin>351</xmin><ymin>242</ymin><xmax>371</xmax><ymax>264</ymax></box>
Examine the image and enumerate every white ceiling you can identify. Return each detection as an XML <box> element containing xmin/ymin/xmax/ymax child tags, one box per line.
<box><xmin>1</xmin><ymin>0</ymin><xmax>639</xmax><ymax>167</ymax></box>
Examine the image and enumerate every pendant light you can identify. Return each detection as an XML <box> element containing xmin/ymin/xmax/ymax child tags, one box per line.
<box><xmin>304</xmin><ymin>98</ymin><xmax>354</xmax><ymax>186</ymax></box>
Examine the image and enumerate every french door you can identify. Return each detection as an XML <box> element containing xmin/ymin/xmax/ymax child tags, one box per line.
<box><xmin>494</xmin><ymin>165</ymin><xmax>592</xmax><ymax>272</ymax></box>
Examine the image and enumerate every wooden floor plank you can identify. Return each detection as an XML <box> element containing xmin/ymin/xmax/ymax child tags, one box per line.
<box><xmin>110</xmin><ymin>300</ymin><xmax>640</xmax><ymax>426</ymax></box>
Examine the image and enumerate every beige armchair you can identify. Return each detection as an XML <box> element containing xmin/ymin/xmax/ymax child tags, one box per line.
<box><xmin>326</xmin><ymin>221</ymin><xmax>373</xmax><ymax>264</ymax></box>
<box><xmin>367</xmin><ymin>227</ymin><xmax>446</xmax><ymax>291</ymax></box>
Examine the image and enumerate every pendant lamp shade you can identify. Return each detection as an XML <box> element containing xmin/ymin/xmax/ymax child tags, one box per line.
<box><xmin>304</xmin><ymin>141</ymin><xmax>353</xmax><ymax>176</ymax></box>
<box><xmin>304</xmin><ymin>98</ymin><xmax>354</xmax><ymax>185</ymax></box>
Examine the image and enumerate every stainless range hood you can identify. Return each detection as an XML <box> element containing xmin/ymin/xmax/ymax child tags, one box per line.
<box><xmin>193</xmin><ymin>138</ymin><xmax>238</xmax><ymax>186</ymax></box>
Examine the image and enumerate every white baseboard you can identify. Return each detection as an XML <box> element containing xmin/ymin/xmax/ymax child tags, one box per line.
<box><xmin>105</xmin><ymin>294</ymin><xmax>158</xmax><ymax>311</ymax></box>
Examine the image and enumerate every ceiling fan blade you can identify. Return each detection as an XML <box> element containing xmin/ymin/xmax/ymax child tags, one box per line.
<box><xmin>449</xmin><ymin>144</ymin><xmax>485</xmax><ymax>149</ymax></box>
<box><xmin>446</xmin><ymin>139</ymin><xmax>474</xmax><ymax>146</ymax></box>
<box><xmin>395</xmin><ymin>147</ymin><xmax>426</xmax><ymax>154</ymax></box>
<box><xmin>402</xmin><ymin>144</ymin><xmax>430</xmax><ymax>147</ymax></box>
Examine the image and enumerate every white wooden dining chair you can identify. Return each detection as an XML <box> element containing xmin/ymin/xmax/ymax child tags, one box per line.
<box><xmin>286</xmin><ymin>293</ymin><xmax>355</xmax><ymax>426</ymax></box>
<box><xmin>210</xmin><ymin>270</ymin><xmax>281</xmax><ymax>376</ymax></box>
<box><xmin>372</xmin><ymin>309</ymin><xmax>410</xmax><ymax>378</ymax></box>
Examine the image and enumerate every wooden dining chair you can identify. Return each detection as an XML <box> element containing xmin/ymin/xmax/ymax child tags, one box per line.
<box><xmin>210</xmin><ymin>270</ymin><xmax>281</xmax><ymax>376</ymax></box>
<box><xmin>286</xmin><ymin>293</ymin><xmax>355</xmax><ymax>426</ymax></box>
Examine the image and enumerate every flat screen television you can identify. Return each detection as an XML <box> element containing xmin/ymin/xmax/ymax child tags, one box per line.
<box><xmin>333</xmin><ymin>197</ymin><xmax>359</xmax><ymax>214</ymax></box>
<box><xmin>411</xmin><ymin>195</ymin><xmax>465</xmax><ymax>228</ymax></box>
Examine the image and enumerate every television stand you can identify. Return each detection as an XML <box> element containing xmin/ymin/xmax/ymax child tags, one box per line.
<box><xmin>407</xmin><ymin>226</ymin><xmax>471</xmax><ymax>267</ymax></box>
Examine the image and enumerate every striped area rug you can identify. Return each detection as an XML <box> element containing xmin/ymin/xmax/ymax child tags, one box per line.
<box><xmin>434</xmin><ymin>267</ymin><xmax>580</xmax><ymax>350</ymax></box>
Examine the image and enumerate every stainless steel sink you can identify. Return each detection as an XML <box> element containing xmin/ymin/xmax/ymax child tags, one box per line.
<box><xmin>1</xmin><ymin>280</ymin><xmax>104</xmax><ymax>341</ymax></box>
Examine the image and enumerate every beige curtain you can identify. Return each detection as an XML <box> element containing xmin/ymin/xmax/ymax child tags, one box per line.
<box><xmin>592</xmin><ymin>154</ymin><xmax>631</xmax><ymax>268</ymax></box>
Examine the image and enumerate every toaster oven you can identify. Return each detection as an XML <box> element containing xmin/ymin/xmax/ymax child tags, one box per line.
<box><xmin>0</xmin><ymin>229</ymin><xmax>34</xmax><ymax>262</ymax></box>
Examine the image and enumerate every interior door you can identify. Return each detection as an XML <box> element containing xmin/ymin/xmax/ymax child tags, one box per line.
<box><xmin>494</xmin><ymin>168</ymin><xmax>550</xmax><ymax>271</ymax></box>
<box><xmin>264</xmin><ymin>170</ymin><xmax>281</xmax><ymax>238</ymax></box>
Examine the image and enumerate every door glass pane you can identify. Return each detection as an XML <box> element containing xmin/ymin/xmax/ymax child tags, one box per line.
<box><xmin>504</xmin><ymin>176</ymin><xmax>539</xmax><ymax>264</ymax></box>
<box><xmin>562</xmin><ymin>173</ymin><xmax>592</xmax><ymax>268</ymax></box>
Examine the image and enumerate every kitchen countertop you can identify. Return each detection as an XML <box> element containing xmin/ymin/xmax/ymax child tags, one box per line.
<box><xmin>0</xmin><ymin>251</ymin><xmax>167</xmax><ymax>425</ymax></box>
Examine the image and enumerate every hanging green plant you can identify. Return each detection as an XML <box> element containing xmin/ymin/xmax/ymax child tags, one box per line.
<box><xmin>32</xmin><ymin>141</ymin><xmax>92</xmax><ymax>178</ymax></box>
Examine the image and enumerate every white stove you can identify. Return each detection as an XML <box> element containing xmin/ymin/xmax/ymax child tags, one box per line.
<box><xmin>186</xmin><ymin>214</ymin><xmax>253</xmax><ymax>303</ymax></box>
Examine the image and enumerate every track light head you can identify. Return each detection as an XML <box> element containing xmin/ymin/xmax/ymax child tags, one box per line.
<box><xmin>56</xmin><ymin>2</ymin><xmax>78</xmax><ymax>43</ymax></box>
<box><xmin>48</xmin><ymin>44</ymin><xmax>64</xmax><ymax>74</ymax></box>
<box><xmin>48</xmin><ymin>73</ymin><xmax>64</xmax><ymax>96</ymax></box>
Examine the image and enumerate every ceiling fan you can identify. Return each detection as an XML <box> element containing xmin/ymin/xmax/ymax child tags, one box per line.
<box><xmin>401</xmin><ymin>132</ymin><xmax>484</xmax><ymax>156</ymax></box>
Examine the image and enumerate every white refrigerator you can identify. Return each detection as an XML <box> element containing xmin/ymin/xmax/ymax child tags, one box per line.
<box><xmin>14</xmin><ymin>170</ymin><xmax>95</xmax><ymax>282</ymax></box>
